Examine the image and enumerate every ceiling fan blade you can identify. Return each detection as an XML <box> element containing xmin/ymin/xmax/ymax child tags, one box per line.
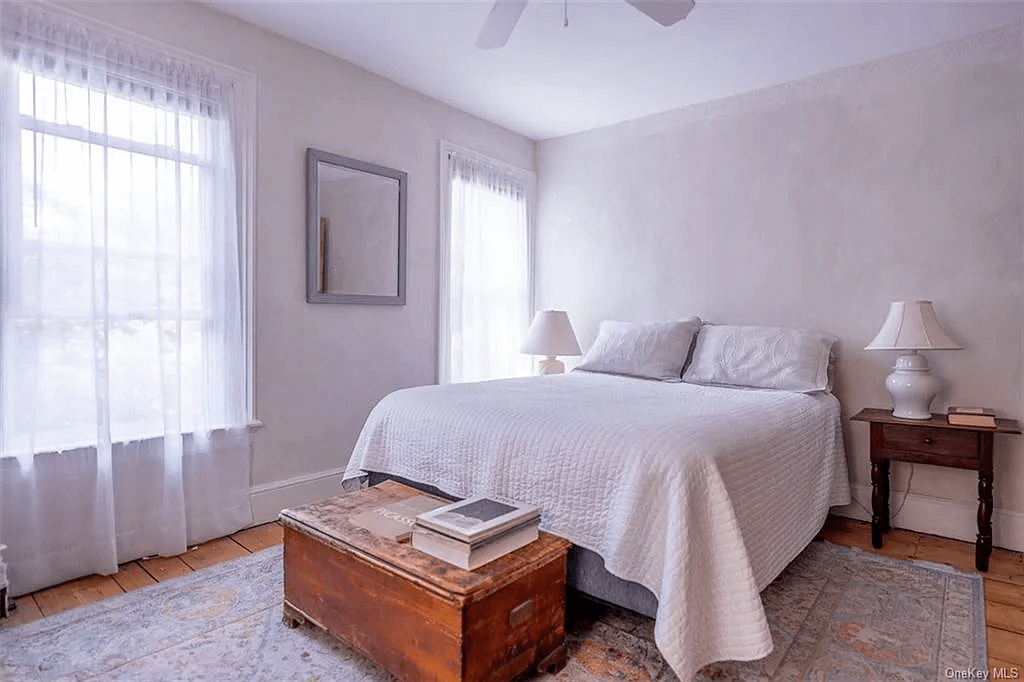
<box><xmin>625</xmin><ymin>0</ymin><xmax>695</xmax><ymax>27</ymax></box>
<box><xmin>475</xmin><ymin>0</ymin><xmax>530</xmax><ymax>49</ymax></box>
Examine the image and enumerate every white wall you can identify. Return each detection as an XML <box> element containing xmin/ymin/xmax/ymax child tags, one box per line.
<box><xmin>63</xmin><ymin>0</ymin><xmax>535</xmax><ymax>521</ymax></box>
<box><xmin>536</xmin><ymin>26</ymin><xmax>1024</xmax><ymax>550</ymax></box>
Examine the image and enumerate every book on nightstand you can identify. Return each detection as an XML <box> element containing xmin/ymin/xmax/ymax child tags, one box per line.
<box><xmin>411</xmin><ymin>495</ymin><xmax>541</xmax><ymax>569</ymax></box>
<box><xmin>947</xmin><ymin>406</ymin><xmax>997</xmax><ymax>428</ymax></box>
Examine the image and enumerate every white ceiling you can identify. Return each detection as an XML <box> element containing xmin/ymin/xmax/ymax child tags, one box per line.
<box><xmin>208</xmin><ymin>0</ymin><xmax>1024</xmax><ymax>140</ymax></box>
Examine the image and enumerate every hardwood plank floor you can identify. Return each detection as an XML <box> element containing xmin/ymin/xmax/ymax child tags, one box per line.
<box><xmin>137</xmin><ymin>555</ymin><xmax>194</xmax><ymax>582</ymax></box>
<box><xmin>32</xmin><ymin>574</ymin><xmax>125</xmax><ymax>617</ymax></box>
<box><xmin>231</xmin><ymin>522</ymin><xmax>284</xmax><ymax>553</ymax></box>
<box><xmin>913</xmin><ymin>532</ymin><xmax>977</xmax><ymax>573</ymax></box>
<box><xmin>988</xmin><ymin>602</ymin><xmax>1024</xmax><ymax>636</ymax></box>
<box><xmin>111</xmin><ymin>562</ymin><xmax>157</xmax><ymax>593</ymax></box>
<box><xmin>987</xmin><ymin>548</ymin><xmax>1024</xmax><ymax>587</ymax></box>
<box><xmin>2</xmin><ymin>522</ymin><xmax>282</xmax><ymax>627</ymax></box>
<box><xmin>986</xmin><ymin>579</ymin><xmax>1024</xmax><ymax>607</ymax></box>
<box><xmin>2</xmin><ymin>516</ymin><xmax>1022</xmax><ymax>676</ymax></box>
<box><xmin>4</xmin><ymin>595</ymin><xmax>42</xmax><ymax>628</ymax></box>
<box><xmin>178</xmin><ymin>537</ymin><xmax>250</xmax><ymax>571</ymax></box>
<box><xmin>988</xmin><ymin>627</ymin><xmax>1024</xmax><ymax>666</ymax></box>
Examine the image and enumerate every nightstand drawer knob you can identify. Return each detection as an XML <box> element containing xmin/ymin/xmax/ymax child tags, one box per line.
<box><xmin>923</xmin><ymin>436</ymin><xmax>934</xmax><ymax>445</ymax></box>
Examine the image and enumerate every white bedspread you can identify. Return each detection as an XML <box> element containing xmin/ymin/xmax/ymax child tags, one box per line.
<box><xmin>342</xmin><ymin>372</ymin><xmax>850</xmax><ymax>680</ymax></box>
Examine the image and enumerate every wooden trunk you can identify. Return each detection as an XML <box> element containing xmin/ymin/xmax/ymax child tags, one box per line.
<box><xmin>280</xmin><ymin>481</ymin><xmax>570</xmax><ymax>682</ymax></box>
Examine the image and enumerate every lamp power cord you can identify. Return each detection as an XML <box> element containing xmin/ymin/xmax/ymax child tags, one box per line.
<box><xmin>850</xmin><ymin>463</ymin><xmax>915</xmax><ymax>526</ymax></box>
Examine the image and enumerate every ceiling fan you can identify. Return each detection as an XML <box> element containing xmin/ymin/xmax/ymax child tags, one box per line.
<box><xmin>476</xmin><ymin>0</ymin><xmax>696</xmax><ymax>49</ymax></box>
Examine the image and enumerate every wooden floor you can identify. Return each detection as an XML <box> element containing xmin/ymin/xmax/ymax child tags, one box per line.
<box><xmin>3</xmin><ymin>523</ymin><xmax>282</xmax><ymax>627</ymax></box>
<box><xmin>3</xmin><ymin>517</ymin><xmax>1022</xmax><ymax>672</ymax></box>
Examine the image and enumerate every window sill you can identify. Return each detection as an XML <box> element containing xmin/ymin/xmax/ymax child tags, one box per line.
<box><xmin>1</xmin><ymin>420</ymin><xmax>264</xmax><ymax>461</ymax></box>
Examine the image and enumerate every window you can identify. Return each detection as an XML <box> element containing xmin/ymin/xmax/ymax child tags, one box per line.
<box><xmin>0</xmin><ymin>5</ymin><xmax>254</xmax><ymax>459</ymax></box>
<box><xmin>440</xmin><ymin>143</ymin><xmax>533</xmax><ymax>383</ymax></box>
<box><xmin>0</xmin><ymin>0</ymin><xmax>256</xmax><ymax>595</ymax></box>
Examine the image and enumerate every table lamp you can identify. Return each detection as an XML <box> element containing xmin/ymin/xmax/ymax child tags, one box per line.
<box><xmin>865</xmin><ymin>300</ymin><xmax>962</xmax><ymax>419</ymax></box>
<box><xmin>520</xmin><ymin>310</ymin><xmax>582</xmax><ymax>375</ymax></box>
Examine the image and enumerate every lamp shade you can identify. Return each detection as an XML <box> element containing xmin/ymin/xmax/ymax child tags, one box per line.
<box><xmin>865</xmin><ymin>301</ymin><xmax>962</xmax><ymax>351</ymax></box>
<box><xmin>520</xmin><ymin>310</ymin><xmax>582</xmax><ymax>357</ymax></box>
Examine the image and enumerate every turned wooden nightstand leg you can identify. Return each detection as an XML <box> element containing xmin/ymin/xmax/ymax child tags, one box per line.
<box><xmin>976</xmin><ymin>470</ymin><xmax>993</xmax><ymax>572</ymax></box>
<box><xmin>976</xmin><ymin>431</ymin><xmax>994</xmax><ymax>572</ymax></box>
<box><xmin>870</xmin><ymin>459</ymin><xmax>888</xmax><ymax>549</ymax></box>
<box><xmin>880</xmin><ymin>460</ymin><xmax>890</xmax><ymax>532</ymax></box>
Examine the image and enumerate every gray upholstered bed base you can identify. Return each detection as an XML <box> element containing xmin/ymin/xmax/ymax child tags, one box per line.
<box><xmin>366</xmin><ymin>472</ymin><xmax>659</xmax><ymax>619</ymax></box>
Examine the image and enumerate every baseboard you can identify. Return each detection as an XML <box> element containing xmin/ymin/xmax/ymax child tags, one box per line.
<box><xmin>249</xmin><ymin>466</ymin><xmax>347</xmax><ymax>524</ymax></box>
<box><xmin>832</xmin><ymin>484</ymin><xmax>1024</xmax><ymax>553</ymax></box>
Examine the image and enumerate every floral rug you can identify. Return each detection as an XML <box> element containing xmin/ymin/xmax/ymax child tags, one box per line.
<box><xmin>0</xmin><ymin>541</ymin><xmax>985</xmax><ymax>681</ymax></box>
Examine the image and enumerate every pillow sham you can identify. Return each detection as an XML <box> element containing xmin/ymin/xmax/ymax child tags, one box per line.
<box><xmin>575</xmin><ymin>317</ymin><xmax>702</xmax><ymax>382</ymax></box>
<box><xmin>682</xmin><ymin>324</ymin><xmax>837</xmax><ymax>393</ymax></box>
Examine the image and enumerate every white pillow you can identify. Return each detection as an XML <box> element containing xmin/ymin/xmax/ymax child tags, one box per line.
<box><xmin>575</xmin><ymin>318</ymin><xmax>702</xmax><ymax>382</ymax></box>
<box><xmin>682</xmin><ymin>324</ymin><xmax>837</xmax><ymax>393</ymax></box>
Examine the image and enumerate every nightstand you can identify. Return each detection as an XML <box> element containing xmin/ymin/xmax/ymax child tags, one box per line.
<box><xmin>851</xmin><ymin>408</ymin><xmax>1020</xmax><ymax>571</ymax></box>
<box><xmin>0</xmin><ymin>543</ymin><xmax>7</xmax><ymax>618</ymax></box>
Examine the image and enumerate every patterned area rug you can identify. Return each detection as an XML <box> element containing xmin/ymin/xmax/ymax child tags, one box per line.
<box><xmin>0</xmin><ymin>541</ymin><xmax>985</xmax><ymax>681</ymax></box>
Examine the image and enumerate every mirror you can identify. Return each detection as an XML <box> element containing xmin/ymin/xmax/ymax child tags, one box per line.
<box><xmin>306</xmin><ymin>148</ymin><xmax>407</xmax><ymax>304</ymax></box>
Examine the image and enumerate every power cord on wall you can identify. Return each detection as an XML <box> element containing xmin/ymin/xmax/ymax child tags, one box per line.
<box><xmin>850</xmin><ymin>463</ymin><xmax>915</xmax><ymax>524</ymax></box>
<box><xmin>891</xmin><ymin>463</ymin><xmax>915</xmax><ymax>520</ymax></box>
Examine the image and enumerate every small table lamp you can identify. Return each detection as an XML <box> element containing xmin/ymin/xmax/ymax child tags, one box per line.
<box><xmin>520</xmin><ymin>310</ymin><xmax>582</xmax><ymax>375</ymax></box>
<box><xmin>865</xmin><ymin>300</ymin><xmax>962</xmax><ymax>419</ymax></box>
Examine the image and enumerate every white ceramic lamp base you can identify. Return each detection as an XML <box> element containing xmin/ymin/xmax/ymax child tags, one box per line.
<box><xmin>886</xmin><ymin>351</ymin><xmax>941</xmax><ymax>420</ymax></box>
<box><xmin>537</xmin><ymin>356</ymin><xmax>565</xmax><ymax>375</ymax></box>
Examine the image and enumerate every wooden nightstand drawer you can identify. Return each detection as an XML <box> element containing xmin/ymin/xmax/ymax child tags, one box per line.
<box><xmin>881</xmin><ymin>423</ymin><xmax>978</xmax><ymax>458</ymax></box>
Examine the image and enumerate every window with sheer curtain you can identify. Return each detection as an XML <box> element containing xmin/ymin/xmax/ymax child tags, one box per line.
<box><xmin>0</xmin><ymin>1</ymin><xmax>255</xmax><ymax>596</ymax></box>
<box><xmin>3</xmin><ymin>71</ymin><xmax>244</xmax><ymax>454</ymax></box>
<box><xmin>440</xmin><ymin>143</ymin><xmax>533</xmax><ymax>384</ymax></box>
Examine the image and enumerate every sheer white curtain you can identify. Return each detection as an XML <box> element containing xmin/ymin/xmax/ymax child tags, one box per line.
<box><xmin>440</xmin><ymin>144</ymin><xmax>533</xmax><ymax>384</ymax></box>
<box><xmin>0</xmin><ymin>2</ymin><xmax>254</xmax><ymax>596</ymax></box>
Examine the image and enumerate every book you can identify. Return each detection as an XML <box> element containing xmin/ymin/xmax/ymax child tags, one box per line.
<box><xmin>947</xmin><ymin>406</ymin><xmax>997</xmax><ymax>428</ymax></box>
<box><xmin>349</xmin><ymin>495</ymin><xmax>449</xmax><ymax>542</ymax></box>
<box><xmin>414</xmin><ymin>495</ymin><xmax>540</xmax><ymax>545</ymax></box>
<box><xmin>411</xmin><ymin>518</ymin><xmax>540</xmax><ymax>570</ymax></box>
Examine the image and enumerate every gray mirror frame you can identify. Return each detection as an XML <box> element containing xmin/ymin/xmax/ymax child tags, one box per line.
<box><xmin>306</xmin><ymin>148</ymin><xmax>407</xmax><ymax>305</ymax></box>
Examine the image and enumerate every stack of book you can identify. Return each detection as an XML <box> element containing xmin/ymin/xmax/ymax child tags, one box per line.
<box><xmin>412</xmin><ymin>496</ymin><xmax>541</xmax><ymax>570</ymax></box>
<box><xmin>947</xmin><ymin>406</ymin><xmax>997</xmax><ymax>428</ymax></box>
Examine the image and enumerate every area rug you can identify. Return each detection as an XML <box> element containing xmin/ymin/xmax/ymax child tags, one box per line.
<box><xmin>0</xmin><ymin>541</ymin><xmax>986</xmax><ymax>681</ymax></box>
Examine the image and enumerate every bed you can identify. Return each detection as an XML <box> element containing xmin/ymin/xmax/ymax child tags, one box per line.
<box><xmin>341</xmin><ymin>322</ymin><xmax>851</xmax><ymax>680</ymax></box>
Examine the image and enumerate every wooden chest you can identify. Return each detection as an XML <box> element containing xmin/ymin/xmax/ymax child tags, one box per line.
<box><xmin>279</xmin><ymin>481</ymin><xmax>570</xmax><ymax>682</ymax></box>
